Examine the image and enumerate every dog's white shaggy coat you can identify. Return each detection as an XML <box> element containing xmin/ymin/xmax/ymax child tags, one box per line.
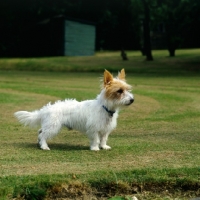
<box><xmin>14</xmin><ymin>69</ymin><xmax>134</xmax><ymax>151</ymax></box>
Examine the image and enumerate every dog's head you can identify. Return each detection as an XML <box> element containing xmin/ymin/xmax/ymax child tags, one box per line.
<box><xmin>102</xmin><ymin>69</ymin><xmax>134</xmax><ymax>107</ymax></box>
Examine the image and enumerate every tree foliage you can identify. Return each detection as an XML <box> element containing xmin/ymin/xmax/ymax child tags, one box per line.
<box><xmin>0</xmin><ymin>0</ymin><xmax>199</xmax><ymax>57</ymax></box>
<box><xmin>152</xmin><ymin>0</ymin><xmax>198</xmax><ymax>56</ymax></box>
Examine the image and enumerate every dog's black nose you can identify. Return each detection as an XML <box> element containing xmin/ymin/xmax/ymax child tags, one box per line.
<box><xmin>130</xmin><ymin>98</ymin><xmax>134</xmax><ymax>103</ymax></box>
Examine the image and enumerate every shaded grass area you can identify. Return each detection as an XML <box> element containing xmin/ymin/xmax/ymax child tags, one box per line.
<box><xmin>0</xmin><ymin>49</ymin><xmax>200</xmax><ymax>75</ymax></box>
<box><xmin>0</xmin><ymin>50</ymin><xmax>200</xmax><ymax>199</ymax></box>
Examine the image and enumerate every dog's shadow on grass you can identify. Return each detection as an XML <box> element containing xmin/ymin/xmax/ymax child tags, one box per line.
<box><xmin>49</xmin><ymin>143</ymin><xmax>89</xmax><ymax>151</ymax></box>
<box><xmin>14</xmin><ymin>142</ymin><xmax>89</xmax><ymax>151</ymax></box>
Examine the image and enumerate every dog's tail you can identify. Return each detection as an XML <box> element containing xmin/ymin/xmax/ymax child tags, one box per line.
<box><xmin>14</xmin><ymin>110</ymin><xmax>41</xmax><ymax>128</ymax></box>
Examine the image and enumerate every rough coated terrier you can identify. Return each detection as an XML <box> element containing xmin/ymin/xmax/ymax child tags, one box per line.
<box><xmin>14</xmin><ymin>69</ymin><xmax>134</xmax><ymax>150</ymax></box>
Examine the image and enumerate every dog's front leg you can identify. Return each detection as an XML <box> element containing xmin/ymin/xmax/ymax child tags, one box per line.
<box><xmin>89</xmin><ymin>132</ymin><xmax>100</xmax><ymax>151</ymax></box>
<box><xmin>100</xmin><ymin>133</ymin><xmax>111</xmax><ymax>150</ymax></box>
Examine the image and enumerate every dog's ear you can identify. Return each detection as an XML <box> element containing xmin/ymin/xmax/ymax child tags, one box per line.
<box><xmin>104</xmin><ymin>70</ymin><xmax>113</xmax><ymax>86</ymax></box>
<box><xmin>118</xmin><ymin>68</ymin><xmax>126</xmax><ymax>80</ymax></box>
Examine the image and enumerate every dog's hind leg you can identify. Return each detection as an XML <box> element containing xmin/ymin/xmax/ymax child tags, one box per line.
<box><xmin>38</xmin><ymin>129</ymin><xmax>50</xmax><ymax>150</ymax></box>
<box><xmin>37</xmin><ymin>129</ymin><xmax>42</xmax><ymax>148</ymax></box>
<box><xmin>38</xmin><ymin>124</ymin><xmax>62</xmax><ymax>150</ymax></box>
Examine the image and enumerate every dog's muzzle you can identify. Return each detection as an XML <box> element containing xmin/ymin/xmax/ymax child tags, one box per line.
<box><xmin>130</xmin><ymin>98</ymin><xmax>134</xmax><ymax>104</ymax></box>
<box><xmin>126</xmin><ymin>99</ymin><xmax>134</xmax><ymax>106</ymax></box>
<box><xmin>125</xmin><ymin>98</ymin><xmax>134</xmax><ymax>106</ymax></box>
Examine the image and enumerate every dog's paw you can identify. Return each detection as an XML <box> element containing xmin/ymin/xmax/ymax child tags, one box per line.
<box><xmin>100</xmin><ymin>145</ymin><xmax>111</xmax><ymax>150</ymax></box>
<box><xmin>40</xmin><ymin>146</ymin><xmax>50</xmax><ymax>150</ymax></box>
<box><xmin>90</xmin><ymin>146</ymin><xmax>100</xmax><ymax>151</ymax></box>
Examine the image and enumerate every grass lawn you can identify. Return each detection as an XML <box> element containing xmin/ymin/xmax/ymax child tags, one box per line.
<box><xmin>0</xmin><ymin>49</ymin><xmax>200</xmax><ymax>199</ymax></box>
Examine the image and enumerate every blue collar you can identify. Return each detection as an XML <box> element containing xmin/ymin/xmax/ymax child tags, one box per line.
<box><xmin>102</xmin><ymin>105</ymin><xmax>115</xmax><ymax>117</ymax></box>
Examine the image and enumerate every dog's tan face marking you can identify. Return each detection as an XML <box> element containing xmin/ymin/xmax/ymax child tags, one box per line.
<box><xmin>103</xmin><ymin>69</ymin><xmax>132</xmax><ymax>101</ymax></box>
<box><xmin>104</xmin><ymin>80</ymin><xmax>132</xmax><ymax>100</ymax></box>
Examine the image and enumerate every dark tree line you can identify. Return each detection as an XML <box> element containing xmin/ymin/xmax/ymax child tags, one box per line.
<box><xmin>0</xmin><ymin>0</ymin><xmax>199</xmax><ymax>58</ymax></box>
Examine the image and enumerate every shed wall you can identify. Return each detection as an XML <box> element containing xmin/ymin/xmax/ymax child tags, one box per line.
<box><xmin>64</xmin><ymin>20</ymin><xmax>95</xmax><ymax>56</ymax></box>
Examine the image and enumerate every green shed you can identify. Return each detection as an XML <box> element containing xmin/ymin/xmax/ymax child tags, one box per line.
<box><xmin>64</xmin><ymin>19</ymin><xmax>96</xmax><ymax>56</ymax></box>
<box><xmin>26</xmin><ymin>16</ymin><xmax>96</xmax><ymax>57</ymax></box>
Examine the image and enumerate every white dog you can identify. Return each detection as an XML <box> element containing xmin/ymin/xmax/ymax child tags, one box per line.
<box><xmin>14</xmin><ymin>69</ymin><xmax>134</xmax><ymax>151</ymax></box>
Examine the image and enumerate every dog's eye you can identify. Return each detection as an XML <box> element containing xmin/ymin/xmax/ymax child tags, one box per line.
<box><xmin>117</xmin><ymin>89</ymin><xmax>123</xmax><ymax>94</ymax></box>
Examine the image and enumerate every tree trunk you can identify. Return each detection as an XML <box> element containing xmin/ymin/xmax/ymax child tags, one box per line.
<box><xmin>142</xmin><ymin>0</ymin><xmax>153</xmax><ymax>61</ymax></box>
<box><xmin>168</xmin><ymin>48</ymin><xmax>175</xmax><ymax>57</ymax></box>
<box><xmin>167</xmin><ymin>34</ymin><xmax>180</xmax><ymax>57</ymax></box>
